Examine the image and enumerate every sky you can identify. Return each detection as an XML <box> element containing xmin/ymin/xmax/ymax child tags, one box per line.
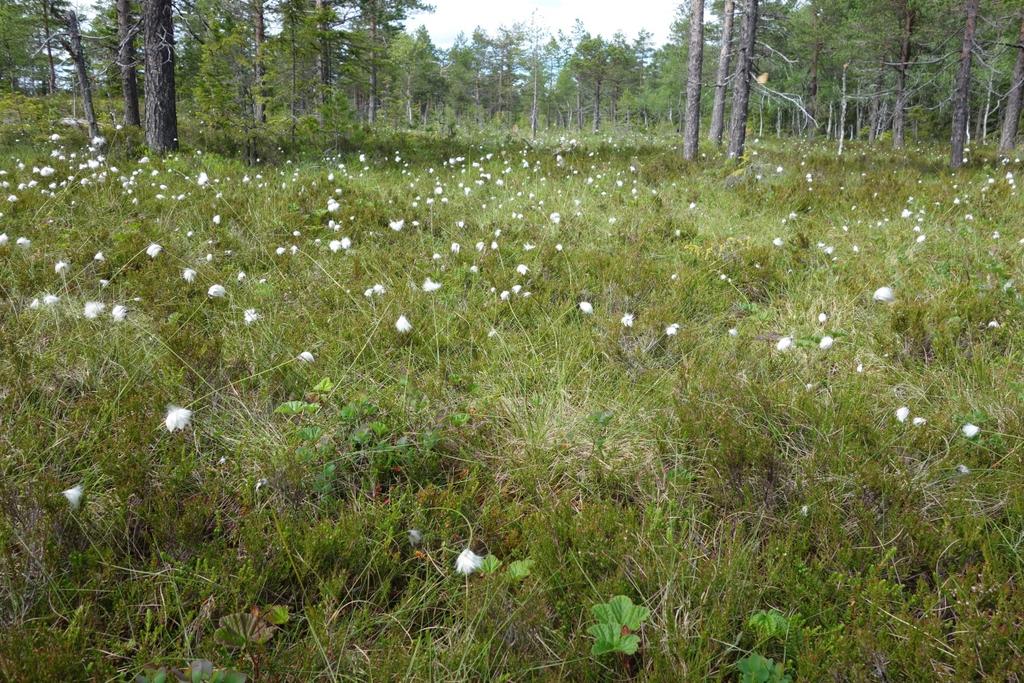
<box><xmin>406</xmin><ymin>0</ymin><xmax>681</xmax><ymax>49</ymax></box>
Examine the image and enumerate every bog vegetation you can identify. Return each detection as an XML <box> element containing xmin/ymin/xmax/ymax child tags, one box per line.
<box><xmin>2</xmin><ymin>0</ymin><xmax>1024</xmax><ymax>680</ymax></box>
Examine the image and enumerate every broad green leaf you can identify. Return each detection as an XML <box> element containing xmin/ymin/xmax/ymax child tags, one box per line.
<box><xmin>275</xmin><ymin>401</ymin><xmax>305</xmax><ymax>415</ymax></box>
<box><xmin>505</xmin><ymin>559</ymin><xmax>534</xmax><ymax>580</ymax></box>
<box><xmin>263</xmin><ymin>605</ymin><xmax>290</xmax><ymax>625</ymax></box>
<box><xmin>587</xmin><ymin>622</ymin><xmax>640</xmax><ymax>655</ymax></box>
<box><xmin>215</xmin><ymin>612</ymin><xmax>276</xmax><ymax>648</ymax></box>
<box><xmin>478</xmin><ymin>554</ymin><xmax>502</xmax><ymax>574</ymax></box>
<box><xmin>590</xmin><ymin>595</ymin><xmax>650</xmax><ymax>631</ymax></box>
<box><xmin>312</xmin><ymin>377</ymin><xmax>334</xmax><ymax>393</ymax></box>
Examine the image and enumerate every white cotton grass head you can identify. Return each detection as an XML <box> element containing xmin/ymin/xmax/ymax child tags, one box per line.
<box><xmin>243</xmin><ymin>309</ymin><xmax>261</xmax><ymax>325</ymax></box>
<box><xmin>182</xmin><ymin>268</ymin><xmax>197</xmax><ymax>283</ymax></box>
<box><xmin>83</xmin><ymin>301</ymin><xmax>105</xmax><ymax>319</ymax></box>
<box><xmin>62</xmin><ymin>484</ymin><xmax>84</xmax><ymax>510</ymax></box>
<box><xmin>818</xmin><ymin>335</ymin><xmax>834</xmax><ymax>350</ymax></box>
<box><xmin>111</xmin><ymin>305</ymin><xmax>128</xmax><ymax>321</ymax></box>
<box><xmin>895</xmin><ymin>406</ymin><xmax>910</xmax><ymax>423</ymax></box>
<box><xmin>873</xmin><ymin>286</ymin><xmax>896</xmax><ymax>304</ymax></box>
<box><xmin>207</xmin><ymin>284</ymin><xmax>226</xmax><ymax>298</ymax></box>
<box><xmin>297</xmin><ymin>351</ymin><xmax>315</xmax><ymax>363</ymax></box>
<box><xmin>578</xmin><ymin>301</ymin><xmax>593</xmax><ymax>314</ymax></box>
<box><xmin>164</xmin><ymin>405</ymin><xmax>193</xmax><ymax>432</ymax></box>
<box><xmin>422</xmin><ymin>277</ymin><xmax>442</xmax><ymax>292</ymax></box>
<box><xmin>408</xmin><ymin>529</ymin><xmax>423</xmax><ymax>546</ymax></box>
<box><xmin>621</xmin><ymin>313</ymin><xmax>634</xmax><ymax>328</ymax></box>
<box><xmin>395</xmin><ymin>315</ymin><xmax>412</xmax><ymax>333</ymax></box>
<box><xmin>389</xmin><ymin>219</ymin><xmax>405</xmax><ymax>232</ymax></box>
<box><xmin>776</xmin><ymin>336</ymin><xmax>793</xmax><ymax>351</ymax></box>
<box><xmin>665</xmin><ymin>323</ymin><xmax>680</xmax><ymax>336</ymax></box>
<box><xmin>146</xmin><ymin>243</ymin><xmax>162</xmax><ymax>258</ymax></box>
<box><xmin>455</xmin><ymin>548</ymin><xmax>484</xmax><ymax>575</ymax></box>
<box><xmin>961</xmin><ymin>423</ymin><xmax>980</xmax><ymax>438</ymax></box>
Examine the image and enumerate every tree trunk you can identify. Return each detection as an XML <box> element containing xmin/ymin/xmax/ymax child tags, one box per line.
<box><xmin>727</xmin><ymin>0</ymin><xmax>758</xmax><ymax>159</ymax></box>
<box><xmin>709</xmin><ymin>0</ymin><xmax>734</xmax><ymax>144</ymax></box>
<box><xmin>369</xmin><ymin>17</ymin><xmax>378</xmax><ymax>124</ymax></box>
<box><xmin>143</xmin><ymin>0</ymin><xmax>178</xmax><ymax>152</ymax></box>
<box><xmin>808</xmin><ymin>38</ymin><xmax>821</xmax><ymax>137</ymax></box>
<box><xmin>950</xmin><ymin>0</ymin><xmax>979</xmax><ymax>168</ymax></box>
<box><xmin>683</xmin><ymin>0</ymin><xmax>705</xmax><ymax>160</ymax></box>
<box><xmin>116</xmin><ymin>0</ymin><xmax>141</xmax><ymax>126</ymax></box>
<box><xmin>41</xmin><ymin>0</ymin><xmax>57</xmax><ymax>94</ymax></box>
<box><xmin>253</xmin><ymin>0</ymin><xmax>266</xmax><ymax>124</ymax></box>
<box><xmin>998</xmin><ymin>16</ymin><xmax>1024</xmax><ymax>155</ymax></box>
<box><xmin>60</xmin><ymin>11</ymin><xmax>99</xmax><ymax>140</ymax></box>
<box><xmin>838</xmin><ymin>64</ymin><xmax>848</xmax><ymax>155</ymax></box>
<box><xmin>892</xmin><ymin>2</ymin><xmax>914</xmax><ymax>149</ymax></box>
<box><xmin>592</xmin><ymin>82</ymin><xmax>601</xmax><ymax>132</ymax></box>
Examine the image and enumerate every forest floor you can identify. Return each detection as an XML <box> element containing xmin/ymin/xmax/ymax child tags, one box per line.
<box><xmin>1</xmin><ymin>127</ymin><xmax>1023</xmax><ymax>681</ymax></box>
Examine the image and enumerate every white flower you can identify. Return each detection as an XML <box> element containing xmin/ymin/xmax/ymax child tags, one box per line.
<box><xmin>665</xmin><ymin>323</ymin><xmax>680</xmax><ymax>336</ymax></box>
<box><xmin>776</xmin><ymin>336</ymin><xmax>793</xmax><ymax>351</ymax></box>
<box><xmin>395</xmin><ymin>315</ymin><xmax>412</xmax><ymax>333</ymax></box>
<box><xmin>197</xmin><ymin>171</ymin><xmax>209</xmax><ymax>186</ymax></box>
<box><xmin>329</xmin><ymin>239</ymin><xmax>344</xmax><ymax>253</ymax></box>
<box><xmin>956</xmin><ymin>464</ymin><xmax>970</xmax><ymax>475</ymax></box>
<box><xmin>896</xmin><ymin>406</ymin><xmax>910</xmax><ymax>423</ymax></box>
<box><xmin>516</xmin><ymin>264</ymin><xmax>529</xmax><ymax>276</ymax></box>
<box><xmin>772</xmin><ymin>237</ymin><xmax>784</xmax><ymax>247</ymax></box>
<box><xmin>94</xmin><ymin>251</ymin><xmax>105</xmax><ymax>262</ymax></box>
<box><xmin>621</xmin><ymin>313</ymin><xmax>634</xmax><ymax>328</ymax></box>
<box><xmin>450</xmin><ymin>242</ymin><xmax>461</xmax><ymax>254</ymax></box>
<box><xmin>873</xmin><ymin>286</ymin><xmax>896</xmax><ymax>304</ymax></box>
<box><xmin>819</xmin><ymin>335</ymin><xmax>834</xmax><ymax>350</ymax></box>
<box><xmin>146</xmin><ymin>243</ymin><xmax>162</xmax><ymax>258</ymax></box>
<box><xmin>549</xmin><ymin>212</ymin><xmax>561</xmax><ymax>224</ymax></box>
<box><xmin>327</xmin><ymin>198</ymin><xmax>340</xmax><ymax>213</ymax></box>
<box><xmin>455</xmin><ymin>548</ymin><xmax>484</xmax><ymax>575</ymax></box>
<box><xmin>16</xmin><ymin>237</ymin><xmax>31</xmax><ymax>248</ymax></box>
<box><xmin>408</xmin><ymin>529</ymin><xmax>423</xmax><ymax>546</ymax></box>
<box><xmin>297</xmin><ymin>351</ymin><xmax>315</xmax><ymax>363</ymax></box>
<box><xmin>182</xmin><ymin>268</ymin><xmax>197</xmax><ymax>283</ymax></box>
<box><xmin>83</xmin><ymin>301</ymin><xmax>105</xmax><ymax>319</ymax></box>
<box><xmin>389</xmin><ymin>219</ymin><xmax>405</xmax><ymax>232</ymax></box>
<box><xmin>43</xmin><ymin>294</ymin><xmax>59</xmax><ymax>306</ymax></box>
<box><xmin>0</xmin><ymin>233</ymin><xmax>7</xmax><ymax>246</ymax></box>
<box><xmin>422</xmin><ymin>277</ymin><xmax>442</xmax><ymax>293</ymax></box>
<box><xmin>912</xmin><ymin>417</ymin><xmax>927</xmax><ymax>426</ymax></box>
<box><xmin>578</xmin><ymin>301</ymin><xmax>593</xmax><ymax>314</ymax></box>
<box><xmin>728</xmin><ymin>327</ymin><xmax>738</xmax><ymax>337</ymax></box>
<box><xmin>55</xmin><ymin>260</ymin><xmax>70</xmax><ymax>274</ymax></box>
<box><xmin>62</xmin><ymin>485</ymin><xmax>83</xmax><ymax>510</ymax></box>
<box><xmin>212</xmin><ymin>214</ymin><xmax>221</xmax><ymax>225</ymax></box>
<box><xmin>208</xmin><ymin>284</ymin><xmax>226</xmax><ymax>298</ymax></box>
<box><xmin>164</xmin><ymin>405</ymin><xmax>193</xmax><ymax>432</ymax></box>
<box><xmin>243</xmin><ymin>308</ymin><xmax>261</xmax><ymax>325</ymax></box>
<box><xmin>818</xmin><ymin>312</ymin><xmax>827</xmax><ymax>323</ymax></box>
<box><xmin>961</xmin><ymin>423</ymin><xmax>980</xmax><ymax>438</ymax></box>
<box><xmin>111</xmin><ymin>305</ymin><xmax>128</xmax><ymax>321</ymax></box>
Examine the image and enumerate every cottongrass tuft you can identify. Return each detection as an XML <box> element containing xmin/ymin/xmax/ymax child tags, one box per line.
<box><xmin>455</xmin><ymin>548</ymin><xmax>484</xmax><ymax>575</ymax></box>
<box><xmin>165</xmin><ymin>406</ymin><xmax>193</xmax><ymax>432</ymax></box>
<box><xmin>395</xmin><ymin>315</ymin><xmax>413</xmax><ymax>333</ymax></box>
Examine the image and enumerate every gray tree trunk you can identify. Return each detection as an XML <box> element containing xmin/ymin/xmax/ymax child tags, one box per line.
<box><xmin>893</xmin><ymin>2</ymin><xmax>914</xmax><ymax>149</ymax></box>
<box><xmin>116</xmin><ymin>0</ymin><xmax>141</xmax><ymax>126</ymax></box>
<box><xmin>998</xmin><ymin>17</ymin><xmax>1024</xmax><ymax>155</ymax></box>
<box><xmin>143</xmin><ymin>0</ymin><xmax>178</xmax><ymax>152</ymax></box>
<box><xmin>950</xmin><ymin>0</ymin><xmax>979</xmax><ymax>168</ymax></box>
<box><xmin>60</xmin><ymin>11</ymin><xmax>99</xmax><ymax>140</ymax></box>
<box><xmin>683</xmin><ymin>0</ymin><xmax>705</xmax><ymax>160</ymax></box>
<box><xmin>727</xmin><ymin>0</ymin><xmax>758</xmax><ymax>159</ymax></box>
<box><xmin>709</xmin><ymin>0</ymin><xmax>734</xmax><ymax>144</ymax></box>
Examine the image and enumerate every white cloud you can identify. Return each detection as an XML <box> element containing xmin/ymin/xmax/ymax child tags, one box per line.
<box><xmin>408</xmin><ymin>0</ymin><xmax>681</xmax><ymax>48</ymax></box>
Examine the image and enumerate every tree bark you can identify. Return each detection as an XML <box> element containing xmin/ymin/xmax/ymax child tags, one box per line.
<box><xmin>998</xmin><ymin>16</ymin><xmax>1024</xmax><ymax>155</ymax></box>
<box><xmin>709</xmin><ymin>0</ymin><xmax>734</xmax><ymax>144</ymax></box>
<box><xmin>253</xmin><ymin>0</ymin><xmax>266</xmax><ymax>124</ymax></box>
<box><xmin>727</xmin><ymin>0</ymin><xmax>758</xmax><ymax>159</ymax></box>
<box><xmin>592</xmin><ymin>81</ymin><xmax>601</xmax><ymax>132</ymax></box>
<box><xmin>143</xmin><ymin>0</ymin><xmax>178</xmax><ymax>152</ymax></box>
<box><xmin>892</xmin><ymin>1</ymin><xmax>914</xmax><ymax>149</ymax></box>
<box><xmin>950</xmin><ymin>0</ymin><xmax>979</xmax><ymax>168</ymax></box>
<box><xmin>116</xmin><ymin>0</ymin><xmax>141</xmax><ymax>126</ymax></box>
<box><xmin>683</xmin><ymin>0</ymin><xmax>705</xmax><ymax>160</ymax></box>
<box><xmin>369</xmin><ymin>15</ymin><xmax>379</xmax><ymax>124</ymax></box>
<box><xmin>59</xmin><ymin>11</ymin><xmax>99</xmax><ymax>140</ymax></box>
<box><xmin>41</xmin><ymin>0</ymin><xmax>57</xmax><ymax>94</ymax></box>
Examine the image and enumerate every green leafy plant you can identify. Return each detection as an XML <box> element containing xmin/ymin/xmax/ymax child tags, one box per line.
<box><xmin>134</xmin><ymin>660</ymin><xmax>246</xmax><ymax>683</ymax></box>
<box><xmin>214</xmin><ymin>606</ymin><xmax>289</xmax><ymax>649</ymax></box>
<box><xmin>587</xmin><ymin>595</ymin><xmax>650</xmax><ymax>656</ymax></box>
<box><xmin>736</xmin><ymin>653</ymin><xmax>792</xmax><ymax>683</ymax></box>
<box><xmin>505</xmin><ymin>558</ymin><xmax>534</xmax><ymax>581</ymax></box>
<box><xmin>478</xmin><ymin>554</ymin><xmax>502</xmax><ymax>574</ymax></box>
<box><xmin>747</xmin><ymin>610</ymin><xmax>790</xmax><ymax>641</ymax></box>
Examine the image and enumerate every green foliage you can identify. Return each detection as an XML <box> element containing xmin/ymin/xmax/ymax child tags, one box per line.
<box><xmin>134</xmin><ymin>660</ymin><xmax>246</xmax><ymax>683</ymax></box>
<box><xmin>213</xmin><ymin>606</ymin><xmax>289</xmax><ymax>649</ymax></box>
<box><xmin>587</xmin><ymin>595</ymin><xmax>650</xmax><ymax>656</ymax></box>
<box><xmin>736</xmin><ymin>653</ymin><xmax>793</xmax><ymax>683</ymax></box>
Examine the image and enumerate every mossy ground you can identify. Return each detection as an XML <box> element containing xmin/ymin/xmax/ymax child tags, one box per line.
<box><xmin>1</xmin><ymin>123</ymin><xmax>1023</xmax><ymax>680</ymax></box>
